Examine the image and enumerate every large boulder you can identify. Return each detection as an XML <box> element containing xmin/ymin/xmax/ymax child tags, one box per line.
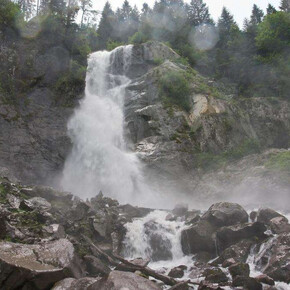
<box><xmin>0</xmin><ymin>239</ymin><xmax>84</xmax><ymax>289</ymax></box>
<box><xmin>181</xmin><ymin>220</ymin><xmax>216</xmax><ymax>255</ymax></box>
<box><xmin>256</xmin><ymin>208</ymin><xmax>285</xmax><ymax>225</ymax></box>
<box><xmin>269</xmin><ymin>216</ymin><xmax>290</xmax><ymax>234</ymax></box>
<box><xmin>88</xmin><ymin>270</ymin><xmax>161</xmax><ymax>290</ymax></box>
<box><xmin>201</xmin><ymin>202</ymin><xmax>248</xmax><ymax>227</ymax></box>
<box><xmin>216</xmin><ymin>222</ymin><xmax>267</xmax><ymax>252</ymax></box>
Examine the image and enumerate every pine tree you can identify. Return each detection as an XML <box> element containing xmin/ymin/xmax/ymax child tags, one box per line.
<box><xmin>218</xmin><ymin>7</ymin><xmax>236</xmax><ymax>34</ymax></box>
<box><xmin>97</xmin><ymin>2</ymin><xmax>116</xmax><ymax>48</ymax></box>
<box><xmin>267</xmin><ymin>4</ymin><xmax>277</xmax><ymax>15</ymax></box>
<box><xmin>280</xmin><ymin>0</ymin><xmax>290</xmax><ymax>12</ymax></box>
<box><xmin>250</xmin><ymin>4</ymin><xmax>264</xmax><ymax>25</ymax></box>
<box><xmin>187</xmin><ymin>0</ymin><xmax>213</xmax><ymax>26</ymax></box>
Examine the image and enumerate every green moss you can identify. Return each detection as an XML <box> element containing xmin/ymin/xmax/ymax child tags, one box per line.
<box><xmin>0</xmin><ymin>184</ymin><xmax>7</xmax><ymax>203</ymax></box>
<box><xmin>159</xmin><ymin>70</ymin><xmax>192</xmax><ymax>112</ymax></box>
<box><xmin>195</xmin><ymin>139</ymin><xmax>261</xmax><ymax>171</ymax></box>
<box><xmin>265</xmin><ymin>151</ymin><xmax>290</xmax><ymax>172</ymax></box>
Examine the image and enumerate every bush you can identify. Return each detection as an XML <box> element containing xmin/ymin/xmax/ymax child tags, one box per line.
<box><xmin>159</xmin><ymin>70</ymin><xmax>192</xmax><ymax>112</ymax></box>
<box><xmin>0</xmin><ymin>0</ymin><xmax>22</xmax><ymax>29</ymax></box>
<box><xmin>129</xmin><ymin>31</ymin><xmax>149</xmax><ymax>44</ymax></box>
<box><xmin>265</xmin><ymin>151</ymin><xmax>290</xmax><ymax>172</ymax></box>
<box><xmin>106</xmin><ymin>39</ymin><xmax>124</xmax><ymax>51</ymax></box>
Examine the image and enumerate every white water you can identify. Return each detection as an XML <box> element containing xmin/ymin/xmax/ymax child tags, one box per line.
<box><xmin>122</xmin><ymin>210</ymin><xmax>193</xmax><ymax>272</ymax></box>
<box><xmin>61</xmin><ymin>46</ymin><xmax>151</xmax><ymax>205</ymax></box>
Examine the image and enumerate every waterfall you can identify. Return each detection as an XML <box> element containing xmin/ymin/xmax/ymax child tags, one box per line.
<box><xmin>61</xmin><ymin>46</ymin><xmax>149</xmax><ymax>204</ymax></box>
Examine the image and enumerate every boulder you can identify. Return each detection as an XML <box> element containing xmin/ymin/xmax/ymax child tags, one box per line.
<box><xmin>27</xmin><ymin>197</ymin><xmax>52</xmax><ymax>212</ymax></box>
<box><xmin>84</xmin><ymin>255</ymin><xmax>111</xmax><ymax>276</ymax></box>
<box><xmin>87</xmin><ymin>270</ymin><xmax>161</xmax><ymax>290</ymax></box>
<box><xmin>254</xmin><ymin>274</ymin><xmax>275</xmax><ymax>286</ymax></box>
<box><xmin>203</xmin><ymin>268</ymin><xmax>228</xmax><ymax>283</ymax></box>
<box><xmin>269</xmin><ymin>216</ymin><xmax>290</xmax><ymax>234</ymax></box>
<box><xmin>232</xmin><ymin>276</ymin><xmax>262</xmax><ymax>290</ymax></box>
<box><xmin>221</xmin><ymin>258</ymin><xmax>236</xmax><ymax>268</ymax></box>
<box><xmin>228</xmin><ymin>263</ymin><xmax>250</xmax><ymax>278</ymax></box>
<box><xmin>256</xmin><ymin>208</ymin><xmax>285</xmax><ymax>225</ymax></box>
<box><xmin>144</xmin><ymin>221</ymin><xmax>173</xmax><ymax>261</ymax></box>
<box><xmin>0</xmin><ymin>239</ymin><xmax>84</xmax><ymax>289</ymax></box>
<box><xmin>130</xmin><ymin>258</ymin><xmax>150</xmax><ymax>267</ymax></box>
<box><xmin>250</xmin><ymin>211</ymin><xmax>257</xmax><ymax>222</ymax></box>
<box><xmin>172</xmin><ymin>204</ymin><xmax>188</xmax><ymax>217</ymax></box>
<box><xmin>211</xmin><ymin>239</ymin><xmax>253</xmax><ymax>266</ymax></box>
<box><xmin>52</xmin><ymin>277</ymin><xmax>101</xmax><ymax>290</ymax></box>
<box><xmin>181</xmin><ymin>220</ymin><xmax>216</xmax><ymax>255</ymax></box>
<box><xmin>198</xmin><ymin>280</ymin><xmax>224</xmax><ymax>289</ymax></box>
<box><xmin>168</xmin><ymin>266</ymin><xmax>185</xmax><ymax>278</ymax></box>
<box><xmin>201</xmin><ymin>202</ymin><xmax>248</xmax><ymax>227</ymax></box>
<box><xmin>216</xmin><ymin>222</ymin><xmax>267</xmax><ymax>252</ymax></box>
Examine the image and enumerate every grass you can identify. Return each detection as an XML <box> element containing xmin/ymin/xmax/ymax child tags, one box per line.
<box><xmin>265</xmin><ymin>151</ymin><xmax>290</xmax><ymax>172</ymax></box>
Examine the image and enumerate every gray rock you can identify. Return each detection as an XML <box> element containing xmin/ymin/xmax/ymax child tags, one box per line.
<box><xmin>203</xmin><ymin>268</ymin><xmax>228</xmax><ymax>283</ymax></box>
<box><xmin>228</xmin><ymin>263</ymin><xmax>250</xmax><ymax>278</ymax></box>
<box><xmin>0</xmin><ymin>239</ymin><xmax>84</xmax><ymax>289</ymax></box>
<box><xmin>88</xmin><ymin>270</ymin><xmax>161</xmax><ymax>290</ymax></box>
<box><xmin>27</xmin><ymin>197</ymin><xmax>52</xmax><ymax>211</ymax></box>
<box><xmin>232</xmin><ymin>276</ymin><xmax>262</xmax><ymax>289</ymax></box>
<box><xmin>256</xmin><ymin>208</ymin><xmax>285</xmax><ymax>225</ymax></box>
<box><xmin>216</xmin><ymin>222</ymin><xmax>267</xmax><ymax>252</ymax></box>
<box><xmin>181</xmin><ymin>220</ymin><xmax>216</xmax><ymax>255</ymax></box>
<box><xmin>269</xmin><ymin>216</ymin><xmax>290</xmax><ymax>234</ymax></box>
<box><xmin>168</xmin><ymin>266</ymin><xmax>185</xmax><ymax>278</ymax></box>
<box><xmin>84</xmin><ymin>255</ymin><xmax>111</xmax><ymax>276</ymax></box>
<box><xmin>254</xmin><ymin>274</ymin><xmax>275</xmax><ymax>286</ymax></box>
<box><xmin>52</xmin><ymin>277</ymin><xmax>101</xmax><ymax>290</ymax></box>
<box><xmin>172</xmin><ymin>203</ymin><xmax>188</xmax><ymax>217</ymax></box>
<box><xmin>201</xmin><ymin>202</ymin><xmax>248</xmax><ymax>227</ymax></box>
<box><xmin>43</xmin><ymin>224</ymin><xmax>66</xmax><ymax>239</ymax></box>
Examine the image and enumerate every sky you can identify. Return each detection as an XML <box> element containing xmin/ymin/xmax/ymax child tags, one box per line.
<box><xmin>94</xmin><ymin>0</ymin><xmax>281</xmax><ymax>27</ymax></box>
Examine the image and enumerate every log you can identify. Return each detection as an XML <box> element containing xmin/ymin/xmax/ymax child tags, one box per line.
<box><xmin>81</xmin><ymin>234</ymin><xmax>200</xmax><ymax>287</ymax></box>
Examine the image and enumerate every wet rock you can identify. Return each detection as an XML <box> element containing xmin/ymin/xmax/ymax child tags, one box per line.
<box><xmin>88</xmin><ymin>270</ymin><xmax>161</xmax><ymax>290</ymax></box>
<box><xmin>203</xmin><ymin>268</ymin><xmax>228</xmax><ymax>283</ymax></box>
<box><xmin>5</xmin><ymin>222</ymin><xmax>25</xmax><ymax>240</ymax></box>
<box><xmin>166</xmin><ymin>213</ymin><xmax>176</xmax><ymax>221</ymax></box>
<box><xmin>250</xmin><ymin>211</ymin><xmax>257</xmax><ymax>222</ymax></box>
<box><xmin>198</xmin><ymin>280</ymin><xmax>224</xmax><ymax>289</ymax></box>
<box><xmin>254</xmin><ymin>274</ymin><xmax>275</xmax><ymax>286</ymax></box>
<box><xmin>144</xmin><ymin>221</ymin><xmax>173</xmax><ymax>261</ymax></box>
<box><xmin>262</xmin><ymin>233</ymin><xmax>290</xmax><ymax>283</ymax></box>
<box><xmin>181</xmin><ymin>220</ymin><xmax>216</xmax><ymax>255</ymax></box>
<box><xmin>19</xmin><ymin>199</ymin><xmax>34</xmax><ymax>211</ymax></box>
<box><xmin>269</xmin><ymin>216</ymin><xmax>290</xmax><ymax>234</ymax></box>
<box><xmin>43</xmin><ymin>224</ymin><xmax>66</xmax><ymax>239</ymax></box>
<box><xmin>228</xmin><ymin>262</ymin><xmax>250</xmax><ymax>278</ymax></box>
<box><xmin>211</xmin><ymin>239</ymin><xmax>253</xmax><ymax>265</ymax></box>
<box><xmin>185</xmin><ymin>212</ymin><xmax>200</xmax><ymax>225</ymax></box>
<box><xmin>216</xmin><ymin>222</ymin><xmax>267</xmax><ymax>252</ymax></box>
<box><xmin>71</xmin><ymin>201</ymin><xmax>90</xmax><ymax>221</ymax></box>
<box><xmin>84</xmin><ymin>255</ymin><xmax>111</xmax><ymax>276</ymax></box>
<box><xmin>0</xmin><ymin>207</ymin><xmax>8</xmax><ymax>239</ymax></box>
<box><xmin>52</xmin><ymin>277</ymin><xmax>101</xmax><ymax>290</ymax></box>
<box><xmin>168</xmin><ymin>266</ymin><xmax>185</xmax><ymax>278</ymax></box>
<box><xmin>201</xmin><ymin>202</ymin><xmax>248</xmax><ymax>227</ymax></box>
<box><xmin>222</xmin><ymin>258</ymin><xmax>236</xmax><ymax>268</ymax></box>
<box><xmin>169</xmin><ymin>282</ymin><xmax>189</xmax><ymax>290</ymax></box>
<box><xmin>232</xmin><ymin>276</ymin><xmax>262</xmax><ymax>290</ymax></box>
<box><xmin>0</xmin><ymin>239</ymin><xmax>84</xmax><ymax>289</ymax></box>
<box><xmin>172</xmin><ymin>203</ymin><xmax>188</xmax><ymax>217</ymax></box>
<box><xmin>256</xmin><ymin>208</ymin><xmax>285</xmax><ymax>225</ymax></box>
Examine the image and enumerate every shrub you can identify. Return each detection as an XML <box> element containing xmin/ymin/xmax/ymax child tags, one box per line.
<box><xmin>106</xmin><ymin>39</ymin><xmax>124</xmax><ymax>51</ymax></box>
<box><xmin>159</xmin><ymin>70</ymin><xmax>192</xmax><ymax>112</ymax></box>
<box><xmin>129</xmin><ymin>31</ymin><xmax>148</xmax><ymax>44</ymax></box>
<box><xmin>265</xmin><ymin>151</ymin><xmax>290</xmax><ymax>172</ymax></box>
<box><xmin>0</xmin><ymin>0</ymin><xmax>22</xmax><ymax>29</ymax></box>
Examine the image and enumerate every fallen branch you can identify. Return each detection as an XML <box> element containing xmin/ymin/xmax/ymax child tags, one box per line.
<box><xmin>81</xmin><ymin>234</ymin><xmax>200</xmax><ymax>287</ymax></box>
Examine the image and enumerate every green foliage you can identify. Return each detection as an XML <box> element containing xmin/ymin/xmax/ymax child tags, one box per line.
<box><xmin>159</xmin><ymin>70</ymin><xmax>192</xmax><ymax>112</ymax></box>
<box><xmin>129</xmin><ymin>31</ymin><xmax>149</xmax><ymax>44</ymax></box>
<box><xmin>195</xmin><ymin>139</ymin><xmax>261</xmax><ymax>171</ymax></box>
<box><xmin>0</xmin><ymin>0</ymin><xmax>22</xmax><ymax>29</ymax></box>
<box><xmin>106</xmin><ymin>39</ymin><xmax>124</xmax><ymax>51</ymax></box>
<box><xmin>265</xmin><ymin>151</ymin><xmax>290</xmax><ymax>172</ymax></box>
<box><xmin>256</xmin><ymin>12</ymin><xmax>290</xmax><ymax>55</ymax></box>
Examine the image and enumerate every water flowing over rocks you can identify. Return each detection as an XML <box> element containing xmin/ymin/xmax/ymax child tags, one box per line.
<box><xmin>0</xmin><ymin>177</ymin><xmax>289</xmax><ymax>289</ymax></box>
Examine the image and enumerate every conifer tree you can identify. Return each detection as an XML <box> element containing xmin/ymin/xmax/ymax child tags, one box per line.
<box><xmin>187</xmin><ymin>0</ymin><xmax>212</xmax><ymax>26</ymax></box>
<box><xmin>280</xmin><ymin>0</ymin><xmax>290</xmax><ymax>12</ymax></box>
<box><xmin>267</xmin><ymin>4</ymin><xmax>277</xmax><ymax>15</ymax></box>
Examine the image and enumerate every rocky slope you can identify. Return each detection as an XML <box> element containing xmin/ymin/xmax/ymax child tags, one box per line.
<box><xmin>0</xmin><ymin>176</ymin><xmax>289</xmax><ymax>289</ymax></box>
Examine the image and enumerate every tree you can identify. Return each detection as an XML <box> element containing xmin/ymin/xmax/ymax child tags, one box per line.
<box><xmin>79</xmin><ymin>0</ymin><xmax>98</xmax><ymax>28</ymax></box>
<box><xmin>218</xmin><ymin>7</ymin><xmax>236</xmax><ymax>37</ymax></box>
<box><xmin>267</xmin><ymin>4</ymin><xmax>277</xmax><ymax>15</ymax></box>
<box><xmin>187</xmin><ymin>0</ymin><xmax>213</xmax><ymax>26</ymax></box>
<box><xmin>250</xmin><ymin>4</ymin><xmax>264</xmax><ymax>25</ymax></box>
<box><xmin>97</xmin><ymin>1</ymin><xmax>116</xmax><ymax>48</ymax></box>
<box><xmin>280</xmin><ymin>0</ymin><xmax>290</xmax><ymax>12</ymax></box>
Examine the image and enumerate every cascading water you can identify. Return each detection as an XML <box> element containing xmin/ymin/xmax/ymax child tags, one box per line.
<box><xmin>61</xmin><ymin>46</ymin><xmax>150</xmax><ymax>205</ymax></box>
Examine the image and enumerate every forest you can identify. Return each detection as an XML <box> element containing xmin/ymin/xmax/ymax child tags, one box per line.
<box><xmin>0</xmin><ymin>0</ymin><xmax>289</xmax><ymax>100</ymax></box>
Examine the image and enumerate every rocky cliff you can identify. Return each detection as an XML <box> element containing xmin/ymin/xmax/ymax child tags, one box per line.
<box><xmin>0</xmin><ymin>41</ymin><xmax>289</xmax><ymax>207</ymax></box>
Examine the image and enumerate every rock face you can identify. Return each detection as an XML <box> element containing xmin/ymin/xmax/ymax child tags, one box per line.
<box><xmin>88</xmin><ymin>271</ymin><xmax>162</xmax><ymax>290</ymax></box>
<box><xmin>0</xmin><ymin>239</ymin><xmax>84</xmax><ymax>289</ymax></box>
